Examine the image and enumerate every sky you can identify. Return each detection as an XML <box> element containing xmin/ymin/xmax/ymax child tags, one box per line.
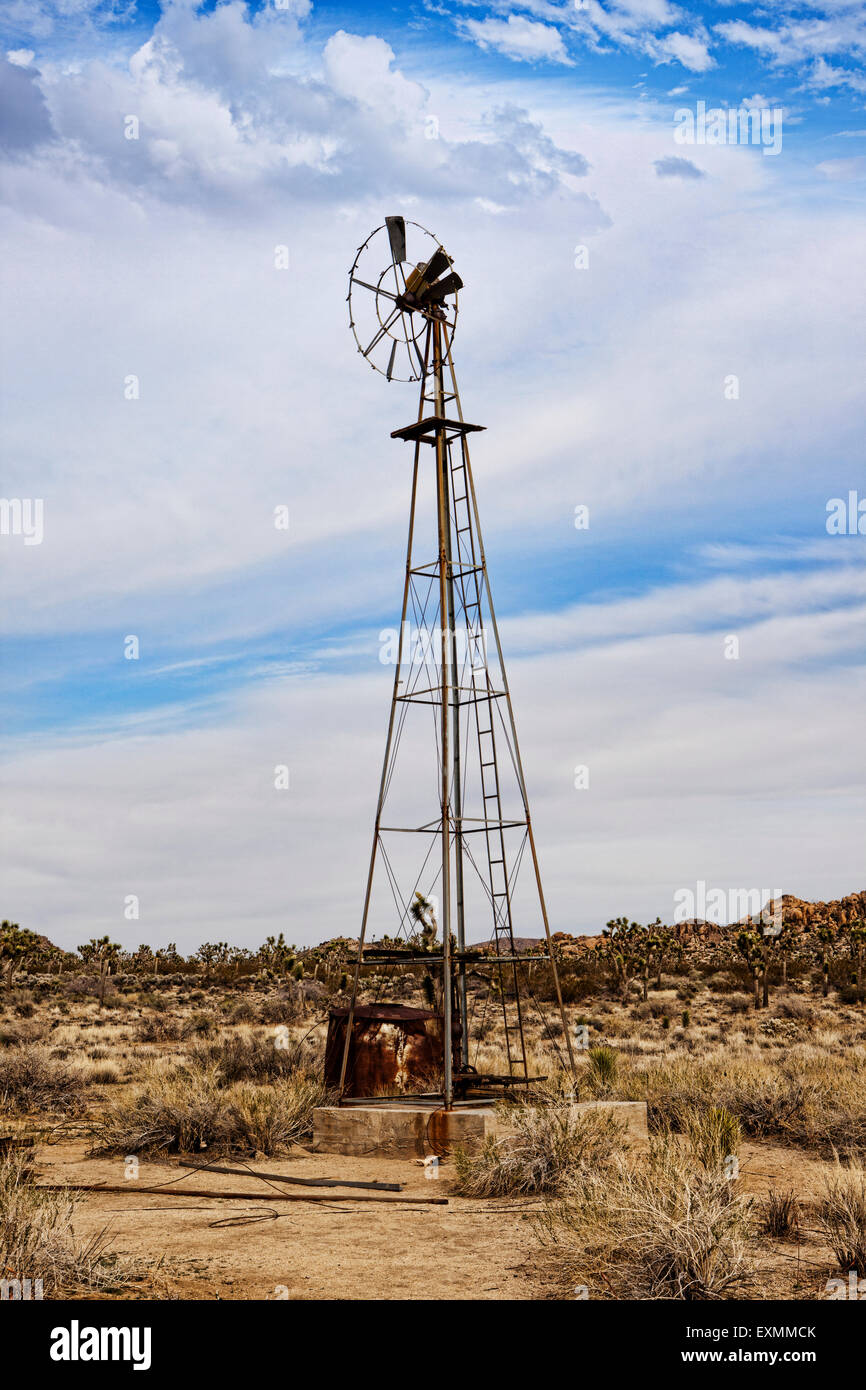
<box><xmin>0</xmin><ymin>0</ymin><xmax>864</xmax><ymax>954</ymax></box>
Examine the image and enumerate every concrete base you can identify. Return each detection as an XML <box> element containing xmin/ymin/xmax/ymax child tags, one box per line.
<box><xmin>312</xmin><ymin>1105</ymin><xmax>499</xmax><ymax>1158</ymax></box>
<box><xmin>312</xmin><ymin>1099</ymin><xmax>648</xmax><ymax>1158</ymax></box>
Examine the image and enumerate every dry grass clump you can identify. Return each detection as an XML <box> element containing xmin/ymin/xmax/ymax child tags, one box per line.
<box><xmin>679</xmin><ymin>1105</ymin><xmax>741</xmax><ymax>1172</ymax></box>
<box><xmin>0</xmin><ymin>1153</ymin><xmax>149</xmax><ymax>1297</ymax></box>
<box><xmin>817</xmin><ymin>1157</ymin><xmax>866</xmax><ymax>1275</ymax></box>
<box><xmin>258</xmin><ymin>995</ymin><xmax>300</xmax><ymax>1025</ymax></box>
<box><xmin>586</xmin><ymin>1045</ymin><xmax>619</xmax><ymax>1097</ymax></box>
<box><xmin>90</xmin><ymin>1060</ymin><xmax>328</xmax><ymax>1157</ymax></box>
<box><xmin>624</xmin><ymin>1050</ymin><xmax>866</xmax><ymax>1154</ymax></box>
<box><xmin>189</xmin><ymin>1030</ymin><xmax>314</xmax><ymax>1083</ymax></box>
<box><xmin>544</xmin><ymin>1139</ymin><xmax>756</xmax><ymax>1300</ymax></box>
<box><xmin>0</xmin><ymin>1046</ymin><xmax>84</xmax><ymax>1116</ymax></box>
<box><xmin>452</xmin><ymin>1101</ymin><xmax>626</xmax><ymax>1197</ymax></box>
<box><xmin>136</xmin><ymin>1015</ymin><xmax>182</xmax><ymax>1043</ymax></box>
<box><xmin>762</xmin><ymin>1188</ymin><xmax>800</xmax><ymax>1240</ymax></box>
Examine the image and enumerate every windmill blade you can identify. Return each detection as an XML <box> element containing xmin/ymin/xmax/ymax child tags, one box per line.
<box><xmin>420</xmin><ymin>272</ymin><xmax>463</xmax><ymax>304</ymax></box>
<box><xmin>404</xmin><ymin>248</ymin><xmax>452</xmax><ymax>298</ymax></box>
<box><xmin>420</xmin><ymin>247</ymin><xmax>452</xmax><ymax>285</ymax></box>
<box><xmin>385</xmin><ymin>216</ymin><xmax>406</xmax><ymax>265</ymax></box>
<box><xmin>386</xmin><ymin>339</ymin><xmax>398</xmax><ymax>382</ymax></box>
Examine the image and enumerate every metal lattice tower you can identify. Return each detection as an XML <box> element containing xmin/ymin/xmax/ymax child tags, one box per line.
<box><xmin>339</xmin><ymin>217</ymin><xmax>575</xmax><ymax>1107</ymax></box>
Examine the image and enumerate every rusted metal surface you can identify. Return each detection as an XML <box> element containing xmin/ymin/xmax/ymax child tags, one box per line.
<box><xmin>326</xmin><ymin>1003</ymin><xmax>449</xmax><ymax>1098</ymax></box>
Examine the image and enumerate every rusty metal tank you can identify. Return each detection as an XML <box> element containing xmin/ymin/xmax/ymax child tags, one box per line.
<box><xmin>324</xmin><ymin>1002</ymin><xmax>445</xmax><ymax>1097</ymax></box>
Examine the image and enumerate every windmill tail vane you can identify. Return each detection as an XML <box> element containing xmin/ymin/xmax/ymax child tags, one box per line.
<box><xmin>339</xmin><ymin>215</ymin><xmax>576</xmax><ymax>1108</ymax></box>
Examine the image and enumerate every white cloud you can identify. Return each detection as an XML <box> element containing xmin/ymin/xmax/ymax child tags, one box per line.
<box><xmin>322</xmin><ymin>31</ymin><xmax>427</xmax><ymax>121</ymax></box>
<box><xmin>656</xmin><ymin>30</ymin><xmax>714</xmax><ymax>72</ymax></box>
<box><xmin>816</xmin><ymin>153</ymin><xmax>866</xmax><ymax>179</ymax></box>
<box><xmin>460</xmin><ymin>14</ymin><xmax>574</xmax><ymax>66</ymax></box>
<box><xmin>1</xmin><ymin>2</ymin><xmax>864</xmax><ymax>950</ymax></box>
<box><xmin>3</xmin><ymin>563</ymin><xmax>862</xmax><ymax>949</ymax></box>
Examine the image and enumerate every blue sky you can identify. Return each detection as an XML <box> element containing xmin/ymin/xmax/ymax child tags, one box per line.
<box><xmin>0</xmin><ymin>0</ymin><xmax>864</xmax><ymax>950</ymax></box>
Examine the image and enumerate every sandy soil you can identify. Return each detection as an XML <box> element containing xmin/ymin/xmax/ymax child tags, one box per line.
<box><xmin>35</xmin><ymin>1140</ymin><xmax>554</xmax><ymax>1300</ymax></box>
<box><xmin>30</xmin><ymin>1134</ymin><xmax>842</xmax><ymax>1301</ymax></box>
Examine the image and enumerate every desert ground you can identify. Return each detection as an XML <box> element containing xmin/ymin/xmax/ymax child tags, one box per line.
<box><xmin>2</xmin><ymin>895</ymin><xmax>865</xmax><ymax>1301</ymax></box>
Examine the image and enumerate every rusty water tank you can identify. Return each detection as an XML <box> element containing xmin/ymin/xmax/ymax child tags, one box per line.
<box><xmin>324</xmin><ymin>1002</ymin><xmax>445</xmax><ymax>1097</ymax></box>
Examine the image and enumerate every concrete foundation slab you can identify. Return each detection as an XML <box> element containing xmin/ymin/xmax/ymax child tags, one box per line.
<box><xmin>312</xmin><ymin>1099</ymin><xmax>649</xmax><ymax>1158</ymax></box>
<box><xmin>312</xmin><ymin>1105</ymin><xmax>498</xmax><ymax>1158</ymax></box>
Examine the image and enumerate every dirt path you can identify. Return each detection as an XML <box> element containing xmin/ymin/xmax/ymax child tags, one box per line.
<box><xmin>28</xmin><ymin>1135</ymin><xmax>843</xmax><ymax>1301</ymax></box>
<box><xmin>36</xmin><ymin>1141</ymin><xmax>550</xmax><ymax>1300</ymax></box>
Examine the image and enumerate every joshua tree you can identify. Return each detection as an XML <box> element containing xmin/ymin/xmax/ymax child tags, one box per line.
<box><xmin>643</xmin><ymin>918</ymin><xmax>671</xmax><ymax>997</ymax></box>
<box><xmin>842</xmin><ymin>917</ymin><xmax>866</xmax><ymax>993</ymax></box>
<box><xmin>768</xmin><ymin>918</ymin><xmax>798</xmax><ymax>989</ymax></box>
<box><xmin>809</xmin><ymin>917</ymin><xmax>838</xmax><ymax>998</ymax></box>
<box><xmin>78</xmin><ymin>936</ymin><xmax>121</xmax><ymax>1007</ymax></box>
<box><xmin>736</xmin><ymin>928</ymin><xmax>765</xmax><ymax>1009</ymax></box>
<box><xmin>599</xmin><ymin>917</ymin><xmax>670</xmax><ymax>1003</ymax></box>
<box><xmin>409</xmin><ymin>893</ymin><xmax>442</xmax><ymax>1011</ymax></box>
<box><xmin>0</xmin><ymin>921</ymin><xmax>41</xmax><ymax>989</ymax></box>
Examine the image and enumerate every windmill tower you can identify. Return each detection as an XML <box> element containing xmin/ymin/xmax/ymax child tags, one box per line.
<box><xmin>337</xmin><ymin>217</ymin><xmax>575</xmax><ymax>1109</ymax></box>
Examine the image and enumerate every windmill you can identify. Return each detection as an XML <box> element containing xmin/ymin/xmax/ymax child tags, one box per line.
<box><xmin>337</xmin><ymin>217</ymin><xmax>576</xmax><ymax>1109</ymax></box>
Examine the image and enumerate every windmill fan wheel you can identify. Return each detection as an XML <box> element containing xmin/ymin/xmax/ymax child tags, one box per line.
<box><xmin>347</xmin><ymin>216</ymin><xmax>462</xmax><ymax>383</ymax></box>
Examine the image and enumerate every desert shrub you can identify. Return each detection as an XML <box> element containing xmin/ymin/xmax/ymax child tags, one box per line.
<box><xmin>181</xmin><ymin>1011</ymin><xmax>216</xmax><ymax>1039</ymax></box>
<box><xmin>189</xmin><ymin>1032</ymin><xmax>311</xmax><ymax>1083</ymax></box>
<box><xmin>727</xmin><ymin>992</ymin><xmax>753</xmax><ymax>1014</ymax></box>
<box><xmin>90</xmin><ymin>1063</ymin><xmax>328</xmax><ymax>1157</ymax></box>
<box><xmin>817</xmin><ymin>1159</ymin><xmax>866</xmax><ymax>1275</ymax></box>
<box><xmin>624</xmin><ymin>1053</ymin><xmax>866</xmax><ymax>1154</ymax></box>
<box><xmin>778</xmin><ymin>996</ymin><xmax>814</xmax><ymax>1021</ymax></box>
<box><xmin>258</xmin><ymin>995</ymin><xmax>299</xmax><ymax>1025</ymax></box>
<box><xmin>223</xmin><ymin>1077</ymin><xmax>327</xmax><ymax>1154</ymax></box>
<box><xmin>62</xmin><ymin>976</ymin><xmax>103</xmax><ymax>999</ymax></box>
<box><xmin>703</xmin><ymin>972</ymin><xmax>741</xmax><ymax>994</ymax></box>
<box><xmin>762</xmin><ymin>1188</ymin><xmax>800</xmax><ymax>1239</ymax></box>
<box><xmin>0</xmin><ymin>1152</ymin><xmax>149</xmax><ymax>1297</ymax></box>
<box><xmin>0</xmin><ymin>1046</ymin><xmax>84</xmax><ymax>1115</ymax></box>
<box><xmin>544</xmin><ymin>1140</ymin><xmax>756</xmax><ymax>1300</ymax></box>
<box><xmin>229</xmin><ymin>1000</ymin><xmax>258</xmax><ymax>1024</ymax></box>
<box><xmin>136</xmin><ymin>1015</ymin><xmax>181</xmax><ymax>1043</ymax></box>
<box><xmin>135</xmin><ymin>993</ymin><xmax>165</xmax><ymax>1012</ymax></box>
<box><xmin>0</xmin><ymin>1021</ymin><xmax>45</xmax><ymax>1047</ymax></box>
<box><xmin>453</xmin><ymin>1102</ymin><xmax>625</xmax><ymax>1198</ymax></box>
